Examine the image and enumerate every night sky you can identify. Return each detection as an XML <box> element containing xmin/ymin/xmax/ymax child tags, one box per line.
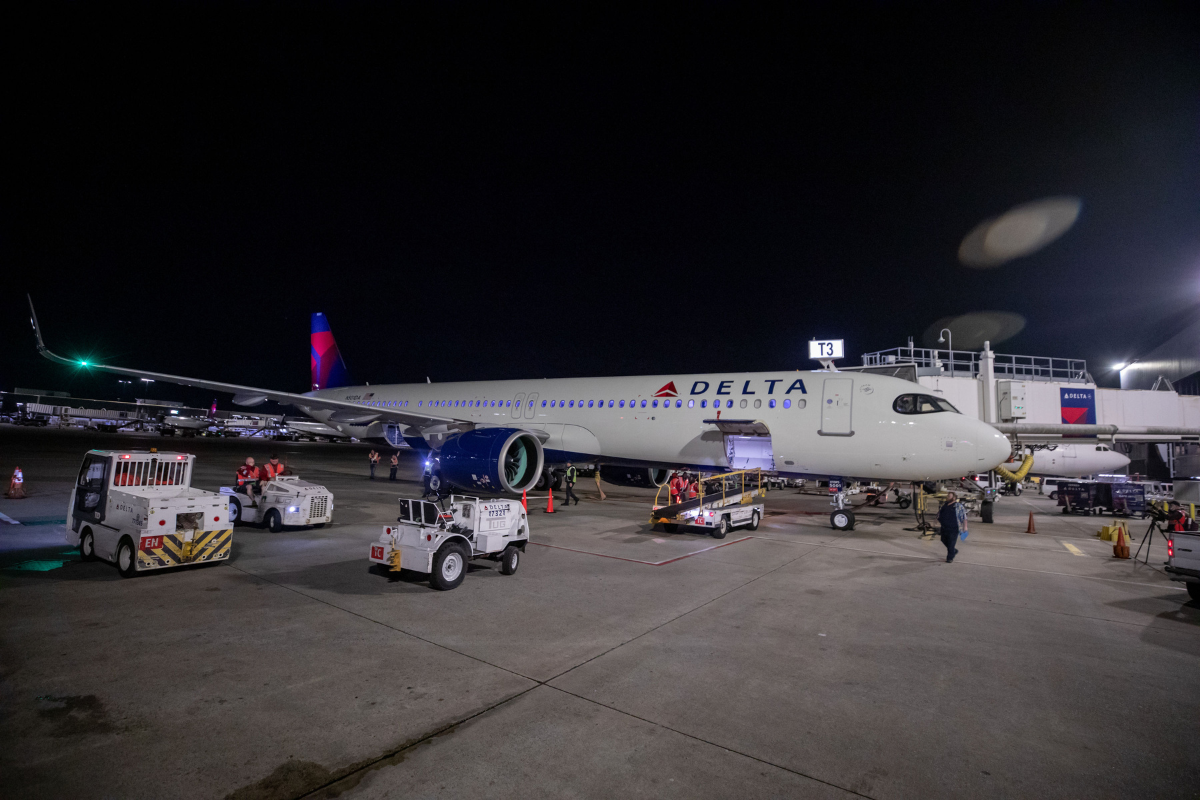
<box><xmin>6</xmin><ymin>3</ymin><xmax>1199</xmax><ymax>409</ymax></box>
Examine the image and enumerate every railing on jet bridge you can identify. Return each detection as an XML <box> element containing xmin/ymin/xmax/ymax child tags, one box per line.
<box><xmin>861</xmin><ymin>347</ymin><xmax>1090</xmax><ymax>383</ymax></box>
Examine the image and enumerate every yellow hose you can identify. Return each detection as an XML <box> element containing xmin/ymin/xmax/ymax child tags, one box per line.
<box><xmin>994</xmin><ymin>454</ymin><xmax>1034</xmax><ymax>483</ymax></box>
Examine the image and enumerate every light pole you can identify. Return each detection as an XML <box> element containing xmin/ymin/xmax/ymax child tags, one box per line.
<box><xmin>937</xmin><ymin>328</ymin><xmax>953</xmax><ymax>375</ymax></box>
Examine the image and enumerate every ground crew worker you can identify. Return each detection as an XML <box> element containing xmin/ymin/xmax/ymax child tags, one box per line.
<box><xmin>421</xmin><ymin>460</ymin><xmax>434</xmax><ymax>497</ymax></box>
<box><xmin>564</xmin><ymin>462</ymin><xmax>579</xmax><ymax>506</ymax></box>
<box><xmin>368</xmin><ymin>449</ymin><xmax>380</xmax><ymax>480</ymax></box>
<box><xmin>687</xmin><ymin>477</ymin><xmax>699</xmax><ymax>500</ymax></box>
<box><xmin>236</xmin><ymin>457</ymin><xmax>261</xmax><ymax>504</ymax></box>
<box><xmin>670</xmin><ymin>472</ymin><xmax>684</xmax><ymax>504</ymax></box>
<box><xmin>262</xmin><ymin>455</ymin><xmax>285</xmax><ymax>480</ymax></box>
<box><xmin>389</xmin><ymin>452</ymin><xmax>399</xmax><ymax>481</ymax></box>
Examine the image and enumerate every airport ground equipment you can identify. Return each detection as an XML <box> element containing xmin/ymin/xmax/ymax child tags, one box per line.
<box><xmin>67</xmin><ymin>449</ymin><xmax>231</xmax><ymax>578</ymax></box>
<box><xmin>650</xmin><ymin>469</ymin><xmax>766</xmax><ymax>538</ymax></box>
<box><xmin>1057</xmin><ymin>481</ymin><xmax>1146</xmax><ymax>517</ymax></box>
<box><xmin>369</xmin><ymin>495</ymin><xmax>528</xmax><ymax>590</ymax></box>
<box><xmin>220</xmin><ymin>477</ymin><xmax>333</xmax><ymax>532</ymax></box>
<box><xmin>1165</xmin><ymin>527</ymin><xmax>1200</xmax><ymax>602</ymax></box>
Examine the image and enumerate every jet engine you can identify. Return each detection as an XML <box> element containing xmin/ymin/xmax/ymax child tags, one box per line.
<box><xmin>439</xmin><ymin>428</ymin><xmax>545</xmax><ymax>494</ymax></box>
<box><xmin>598</xmin><ymin>465</ymin><xmax>671</xmax><ymax>489</ymax></box>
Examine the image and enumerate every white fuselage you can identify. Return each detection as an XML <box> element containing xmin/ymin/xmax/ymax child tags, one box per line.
<box><xmin>302</xmin><ymin>371</ymin><xmax>1012</xmax><ymax>481</ymax></box>
<box><xmin>1026</xmin><ymin>444</ymin><xmax>1130</xmax><ymax>478</ymax></box>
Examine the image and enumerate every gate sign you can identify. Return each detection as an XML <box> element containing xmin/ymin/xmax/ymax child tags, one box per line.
<box><xmin>1060</xmin><ymin>388</ymin><xmax>1096</xmax><ymax>425</ymax></box>
<box><xmin>809</xmin><ymin>339</ymin><xmax>844</xmax><ymax>360</ymax></box>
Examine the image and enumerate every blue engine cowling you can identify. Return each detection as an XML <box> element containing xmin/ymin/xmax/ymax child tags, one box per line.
<box><xmin>439</xmin><ymin>428</ymin><xmax>545</xmax><ymax>494</ymax></box>
<box><xmin>598</xmin><ymin>465</ymin><xmax>671</xmax><ymax>488</ymax></box>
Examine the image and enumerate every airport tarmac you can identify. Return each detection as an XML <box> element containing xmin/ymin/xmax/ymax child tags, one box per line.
<box><xmin>1</xmin><ymin>426</ymin><xmax>1198</xmax><ymax>799</ymax></box>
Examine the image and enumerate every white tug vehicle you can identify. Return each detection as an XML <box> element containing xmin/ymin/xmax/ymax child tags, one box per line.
<box><xmin>221</xmin><ymin>476</ymin><xmax>334</xmax><ymax>532</ymax></box>
<box><xmin>68</xmin><ymin>449</ymin><xmax>231</xmax><ymax>578</ymax></box>
<box><xmin>369</xmin><ymin>495</ymin><xmax>528</xmax><ymax>590</ymax></box>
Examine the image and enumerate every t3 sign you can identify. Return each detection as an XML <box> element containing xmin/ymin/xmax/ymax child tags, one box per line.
<box><xmin>1060</xmin><ymin>388</ymin><xmax>1096</xmax><ymax>425</ymax></box>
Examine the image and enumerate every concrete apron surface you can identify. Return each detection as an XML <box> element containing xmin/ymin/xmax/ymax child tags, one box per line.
<box><xmin>0</xmin><ymin>426</ymin><xmax>1198</xmax><ymax>799</ymax></box>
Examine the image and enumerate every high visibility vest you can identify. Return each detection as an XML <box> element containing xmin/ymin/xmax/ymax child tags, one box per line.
<box><xmin>263</xmin><ymin>462</ymin><xmax>284</xmax><ymax>479</ymax></box>
<box><xmin>566</xmin><ymin>466</ymin><xmax>577</xmax><ymax>483</ymax></box>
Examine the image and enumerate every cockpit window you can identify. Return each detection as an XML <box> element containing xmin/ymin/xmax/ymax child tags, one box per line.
<box><xmin>893</xmin><ymin>394</ymin><xmax>959</xmax><ymax>415</ymax></box>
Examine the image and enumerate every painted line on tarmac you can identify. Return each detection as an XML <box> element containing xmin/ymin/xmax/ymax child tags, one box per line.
<box><xmin>746</xmin><ymin>535</ymin><xmax>1185</xmax><ymax>590</ymax></box>
<box><xmin>530</xmin><ymin>537</ymin><xmax>753</xmax><ymax>565</ymax></box>
<box><xmin>1062</xmin><ymin>542</ymin><xmax>1087</xmax><ymax>556</ymax></box>
<box><xmin>0</xmin><ymin>512</ymin><xmax>21</xmax><ymax>525</ymax></box>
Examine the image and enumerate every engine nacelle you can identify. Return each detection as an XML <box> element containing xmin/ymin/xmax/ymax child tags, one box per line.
<box><xmin>598</xmin><ymin>465</ymin><xmax>671</xmax><ymax>489</ymax></box>
<box><xmin>439</xmin><ymin>428</ymin><xmax>545</xmax><ymax>494</ymax></box>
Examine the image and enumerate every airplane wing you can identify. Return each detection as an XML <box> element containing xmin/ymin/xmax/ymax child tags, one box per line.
<box><xmin>27</xmin><ymin>296</ymin><xmax>462</xmax><ymax>430</ymax></box>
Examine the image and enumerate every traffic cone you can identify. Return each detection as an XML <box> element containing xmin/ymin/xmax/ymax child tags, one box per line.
<box><xmin>521</xmin><ymin>489</ymin><xmax>528</xmax><ymax>511</ymax></box>
<box><xmin>543</xmin><ymin>488</ymin><xmax>556</xmax><ymax>513</ymax></box>
<box><xmin>1113</xmin><ymin>525</ymin><xmax>1129</xmax><ymax>559</ymax></box>
<box><xmin>6</xmin><ymin>467</ymin><xmax>26</xmax><ymax>499</ymax></box>
<box><xmin>1025</xmin><ymin>511</ymin><xmax>1036</xmax><ymax>534</ymax></box>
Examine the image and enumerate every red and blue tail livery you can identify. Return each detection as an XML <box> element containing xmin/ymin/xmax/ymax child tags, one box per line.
<box><xmin>311</xmin><ymin>312</ymin><xmax>353</xmax><ymax>390</ymax></box>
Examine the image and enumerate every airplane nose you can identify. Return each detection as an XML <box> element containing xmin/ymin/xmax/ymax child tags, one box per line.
<box><xmin>977</xmin><ymin>423</ymin><xmax>1012</xmax><ymax>470</ymax></box>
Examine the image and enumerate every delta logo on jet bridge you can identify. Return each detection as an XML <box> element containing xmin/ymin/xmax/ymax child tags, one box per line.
<box><xmin>1060</xmin><ymin>388</ymin><xmax>1096</xmax><ymax>425</ymax></box>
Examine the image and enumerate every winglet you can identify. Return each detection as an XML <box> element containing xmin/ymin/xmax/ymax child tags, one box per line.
<box><xmin>27</xmin><ymin>295</ymin><xmax>84</xmax><ymax>367</ymax></box>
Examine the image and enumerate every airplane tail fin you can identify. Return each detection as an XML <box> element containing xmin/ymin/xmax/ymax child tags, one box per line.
<box><xmin>311</xmin><ymin>312</ymin><xmax>353</xmax><ymax>390</ymax></box>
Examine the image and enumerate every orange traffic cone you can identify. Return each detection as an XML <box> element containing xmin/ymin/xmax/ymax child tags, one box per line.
<box><xmin>6</xmin><ymin>467</ymin><xmax>26</xmax><ymax>499</ymax></box>
<box><xmin>1113</xmin><ymin>525</ymin><xmax>1130</xmax><ymax>559</ymax></box>
<box><xmin>521</xmin><ymin>489</ymin><xmax>528</xmax><ymax>511</ymax></box>
<box><xmin>1026</xmin><ymin>511</ymin><xmax>1036</xmax><ymax>534</ymax></box>
<box><xmin>543</xmin><ymin>487</ymin><xmax>556</xmax><ymax>513</ymax></box>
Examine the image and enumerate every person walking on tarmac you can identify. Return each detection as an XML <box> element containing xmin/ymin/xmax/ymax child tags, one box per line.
<box><xmin>368</xmin><ymin>449</ymin><xmax>380</xmax><ymax>480</ymax></box>
<box><xmin>389</xmin><ymin>452</ymin><xmax>399</xmax><ymax>481</ymax></box>
<box><xmin>564</xmin><ymin>462</ymin><xmax>580</xmax><ymax>506</ymax></box>
<box><xmin>937</xmin><ymin>491</ymin><xmax>968</xmax><ymax>563</ymax></box>
<box><xmin>236</xmin><ymin>457</ymin><xmax>261</xmax><ymax>506</ymax></box>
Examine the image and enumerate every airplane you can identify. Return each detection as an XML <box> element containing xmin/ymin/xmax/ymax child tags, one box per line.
<box><xmin>28</xmin><ymin>299</ymin><xmax>1012</xmax><ymax>529</ymax></box>
<box><xmin>1018</xmin><ymin>444</ymin><xmax>1130</xmax><ymax>478</ymax></box>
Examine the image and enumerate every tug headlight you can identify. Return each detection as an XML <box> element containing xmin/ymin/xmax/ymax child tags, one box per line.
<box><xmin>288</xmin><ymin>506</ymin><xmax>300</xmax><ymax>513</ymax></box>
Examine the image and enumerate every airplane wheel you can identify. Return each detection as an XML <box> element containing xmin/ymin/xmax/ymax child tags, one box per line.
<box><xmin>265</xmin><ymin>509</ymin><xmax>283</xmax><ymax>533</ymax></box>
<box><xmin>712</xmin><ymin>517</ymin><xmax>729</xmax><ymax>539</ymax></box>
<box><xmin>535</xmin><ymin>471</ymin><xmax>550</xmax><ymax>491</ymax></box>
<box><xmin>749</xmin><ymin>511</ymin><xmax>760</xmax><ymax>531</ymax></box>
<box><xmin>830</xmin><ymin>510</ymin><xmax>855</xmax><ymax>530</ymax></box>
<box><xmin>79</xmin><ymin>529</ymin><xmax>97</xmax><ymax>562</ymax></box>
<box><xmin>550</xmin><ymin>472</ymin><xmax>563</xmax><ymax>491</ymax></box>
<box><xmin>428</xmin><ymin>472</ymin><xmax>443</xmax><ymax>494</ymax></box>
